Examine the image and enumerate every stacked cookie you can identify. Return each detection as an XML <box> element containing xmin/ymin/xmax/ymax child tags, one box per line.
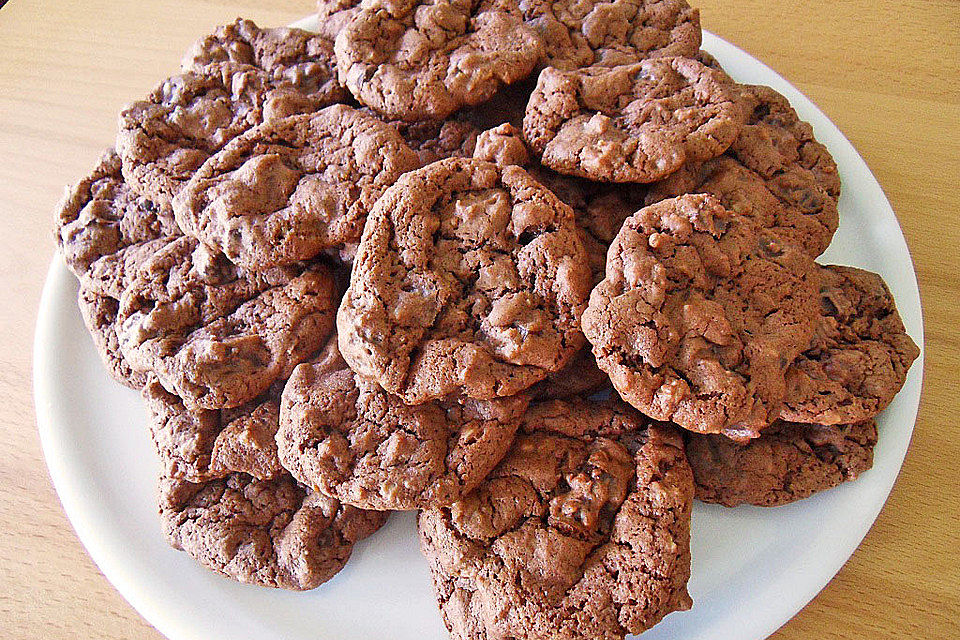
<box><xmin>53</xmin><ymin>3</ymin><xmax>919</xmax><ymax>638</ymax></box>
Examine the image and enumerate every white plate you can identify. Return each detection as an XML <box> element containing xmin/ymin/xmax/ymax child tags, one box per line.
<box><xmin>34</xmin><ymin>22</ymin><xmax>924</xmax><ymax>640</ymax></box>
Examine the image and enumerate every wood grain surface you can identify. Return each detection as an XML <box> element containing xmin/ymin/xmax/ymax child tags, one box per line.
<box><xmin>1</xmin><ymin>0</ymin><xmax>957</xmax><ymax>638</ymax></box>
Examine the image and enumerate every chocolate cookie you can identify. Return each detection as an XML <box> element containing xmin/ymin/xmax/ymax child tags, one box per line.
<box><xmin>523</xmin><ymin>57</ymin><xmax>745</xmax><ymax>183</ymax></box>
<box><xmin>519</xmin><ymin>0</ymin><xmax>701</xmax><ymax>70</ymax></box>
<box><xmin>418</xmin><ymin>398</ymin><xmax>693</xmax><ymax>640</ymax></box>
<box><xmin>278</xmin><ymin>336</ymin><xmax>529</xmax><ymax>510</ymax></box>
<box><xmin>150</xmin><ymin>367</ymin><xmax>386</xmax><ymax>590</ymax></box>
<box><xmin>172</xmin><ymin>106</ymin><xmax>420</xmax><ymax>268</ymax></box>
<box><xmin>181</xmin><ymin>18</ymin><xmax>346</xmax><ymax>108</ymax></box>
<box><xmin>144</xmin><ymin>376</ymin><xmax>285</xmax><ymax>483</ymax></box>
<box><xmin>77</xmin><ymin>257</ymin><xmax>161</xmax><ymax>390</ymax></box>
<box><xmin>76</xmin><ymin>238</ymin><xmax>197</xmax><ymax>390</ymax></box>
<box><xmin>55</xmin><ymin>149</ymin><xmax>179</xmax><ymax>286</ymax></box>
<box><xmin>56</xmin><ymin>151</ymin><xmax>181</xmax><ymax>389</ymax></box>
<box><xmin>333</xmin><ymin>0</ymin><xmax>545</xmax><ymax>121</ymax></box>
<box><xmin>316</xmin><ymin>0</ymin><xmax>363</xmax><ymax>40</ymax></box>
<box><xmin>582</xmin><ymin>194</ymin><xmax>821</xmax><ymax>439</ymax></box>
<box><xmin>118</xmin><ymin>46</ymin><xmax>346</xmax><ymax>208</ymax></box>
<box><xmin>118</xmin><ymin>65</ymin><xmax>275</xmax><ymax>206</ymax></box>
<box><xmin>160</xmin><ymin>471</ymin><xmax>387</xmax><ymax>590</ymax></box>
<box><xmin>116</xmin><ymin>236</ymin><xmax>337</xmax><ymax>409</ymax></box>
<box><xmin>337</xmin><ymin>157</ymin><xmax>592</xmax><ymax>404</ymax></box>
<box><xmin>781</xmin><ymin>265</ymin><xmax>920</xmax><ymax>424</ymax></box>
<box><xmin>731</xmin><ymin>85</ymin><xmax>841</xmax><ymax>197</ymax></box>
<box><xmin>647</xmin><ymin>84</ymin><xmax>840</xmax><ymax>256</ymax></box>
<box><xmin>685</xmin><ymin>419</ymin><xmax>877</xmax><ymax>507</ymax></box>
<box><xmin>77</xmin><ymin>286</ymin><xmax>148</xmax><ymax>389</ymax></box>
<box><xmin>472</xmin><ymin>123</ymin><xmax>636</xmax><ymax>284</ymax></box>
<box><xmin>472</xmin><ymin>122</ymin><xmax>532</xmax><ymax>168</ymax></box>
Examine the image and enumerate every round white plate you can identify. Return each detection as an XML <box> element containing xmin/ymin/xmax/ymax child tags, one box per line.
<box><xmin>34</xmin><ymin>22</ymin><xmax>924</xmax><ymax>640</ymax></box>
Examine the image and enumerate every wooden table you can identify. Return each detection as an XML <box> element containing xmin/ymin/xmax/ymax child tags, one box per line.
<box><xmin>1</xmin><ymin>0</ymin><xmax>957</xmax><ymax>637</ymax></box>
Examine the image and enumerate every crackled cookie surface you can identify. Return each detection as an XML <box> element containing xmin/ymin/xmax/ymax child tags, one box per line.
<box><xmin>75</xmin><ymin>239</ymin><xmax>177</xmax><ymax>390</ymax></box>
<box><xmin>56</xmin><ymin>150</ymin><xmax>180</xmax><ymax>388</ymax></box>
<box><xmin>472</xmin><ymin>123</ymin><xmax>636</xmax><ymax>284</ymax></box>
<box><xmin>523</xmin><ymin>56</ymin><xmax>744</xmax><ymax>183</ymax></box>
<box><xmin>78</xmin><ymin>286</ymin><xmax>148</xmax><ymax>389</ymax></box>
<box><xmin>118</xmin><ymin>65</ymin><xmax>277</xmax><ymax>206</ymax></box>
<box><xmin>173</xmin><ymin>106</ymin><xmax>420</xmax><ymax>268</ymax></box>
<box><xmin>160</xmin><ymin>471</ymin><xmax>387</xmax><ymax>590</ymax></box>
<box><xmin>685</xmin><ymin>419</ymin><xmax>877</xmax><ymax>507</ymax></box>
<box><xmin>338</xmin><ymin>157</ymin><xmax>592</xmax><ymax>404</ymax></box>
<box><xmin>278</xmin><ymin>337</ymin><xmax>529</xmax><ymax>510</ymax></box>
<box><xmin>316</xmin><ymin>0</ymin><xmax>364</xmax><ymax>39</ymax></box>
<box><xmin>781</xmin><ymin>265</ymin><xmax>919</xmax><ymax>424</ymax></box>
<box><xmin>144</xmin><ymin>376</ymin><xmax>286</xmax><ymax>483</ymax></box>
<box><xmin>181</xmin><ymin>18</ymin><xmax>346</xmax><ymax>108</ymax></box>
<box><xmin>582</xmin><ymin>194</ymin><xmax>821</xmax><ymax>438</ymax></box>
<box><xmin>119</xmin><ymin>42</ymin><xmax>346</xmax><ymax>208</ymax></box>
<box><xmin>117</xmin><ymin>236</ymin><xmax>336</xmax><ymax>409</ymax></box>
<box><xmin>334</xmin><ymin>0</ymin><xmax>545</xmax><ymax>121</ymax></box>
<box><xmin>55</xmin><ymin>149</ymin><xmax>179</xmax><ymax>286</ymax></box>
<box><xmin>647</xmin><ymin>84</ymin><xmax>840</xmax><ymax>256</ymax></box>
<box><xmin>519</xmin><ymin>0</ymin><xmax>701</xmax><ymax>70</ymax></box>
<box><xmin>418</xmin><ymin>398</ymin><xmax>693</xmax><ymax>640</ymax></box>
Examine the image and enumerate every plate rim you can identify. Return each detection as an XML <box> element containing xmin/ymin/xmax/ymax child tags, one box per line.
<box><xmin>33</xmin><ymin>26</ymin><xmax>925</xmax><ymax>640</ymax></box>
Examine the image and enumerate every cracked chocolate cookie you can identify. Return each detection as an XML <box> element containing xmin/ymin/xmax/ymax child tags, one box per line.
<box><xmin>519</xmin><ymin>0</ymin><xmax>701</xmax><ymax>70</ymax></box>
<box><xmin>781</xmin><ymin>265</ymin><xmax>920</xmax><ymax>424</ymax></box>
<box><xmin>75</xmin><ymin>239</ymin><xmax>172</xmax><ymax>390</ymax></box>
<box><xmin>316</xmin><ymin>0</ymin><xmax>364</xmax><ymax>39</ymax></box>
<box><xmin>144</xmin><ymin>375</ymin><xmax>286</xmax><ymax>483</ymax></box>
<box><xmin>119</xmin><ymin>35</ymin><xmax>346</xmax><ymax>210</ymax></box>
<box><xmin>181</xmin><ymin>18</ymin><xmax>346</xmax><ymax>108</ymax></box>
<box><xmin>55</xmin><ymin>150</ymin><xmax>181</xmax><ymax>388</ymax></box>
<box><xmin>685</xmin><ymin>419</ymin><xmax>877</xmax><ymax>507</ymax></box>
<box><xmin>582</xmin><ymin>194</ymin><xmax>821</xmax><ymax>439</ymax></box>
<box><xmin>647</xmin><ymin>84</ymin><xmax>840</xmax><ymax>256</ymax></box>
<box><xmin>74</xmin><ymin>238</ymin><xmax>194</xmax><ymax>391</ymax></box>
<box><xmin>116</xmin><ymin>236</ymin><xmax>336</xmax><ymax>409</ymax></box>
<box><xmin>472</xmin><ymin>123</ymin><xmax>636</xmax><ymax>284</ymax></box>
<box><xmin>523</xmin><ymin>56</ymin><xmax>745</xmax><ymax>183</ymax></box>
<box><xmin>472</xmin><ymin>122</ymin><xmax>533</xmax><ymax>168</ymax></box>
<box><xmin>160</xmin><ymin>471</ymin><xmax>387</xmax><ymax>590</ymax></box>
<box><xmin>278</xmin><ymin>336</ymin><xmax>529</xmax><ymax>510</ymax></box>
<box><xmin>172</xmin><ymin>106</ymin><xmax>420</xmax><ymax>268</ymax></box>
<box><xmin>151</xmin><ymin>368</ymin><xmax>387</xmax><ymax>590</ymax></box>
<box><xmin>77</xmin><ymin>286</ymin><xmax>148</xmax><ymax>389</ymax></box>
<box><xmin>55</xmin><ymin>149</ymin><xmax>179</xmax><ymax>288</ymax></box>
<box><xmin>337</xmin><ymin>157</ymin><xmax>592</xmax><ymax>404</ymax></box>
<box><xmin>418</xmin><ymin>398</ymin><xmax>693</xmax><ymax>640</ymax></box>
<box><xmin>118</xmin><ymin>65</ymin><xmax>278</xmax><ymax>207</ymax></box>
<box><xmin>333</xmin><ymin>0</ymin><xmax>545</xmax><ymax>121</ymax></box>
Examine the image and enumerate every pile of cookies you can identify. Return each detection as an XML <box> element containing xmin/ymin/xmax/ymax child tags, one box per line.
<box><xmin>54</xmin><ymin>1</ymin><xmax>919</xmax><ymax>638</ymax></box>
